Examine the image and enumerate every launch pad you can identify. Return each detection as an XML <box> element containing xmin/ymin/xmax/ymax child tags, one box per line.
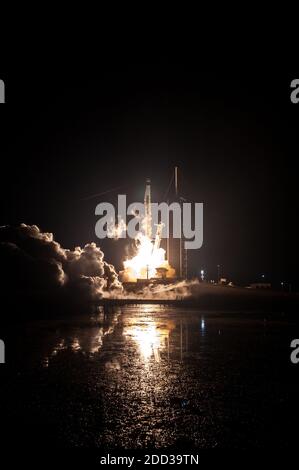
<box><xmin>123</xmin><ymin>277</ymin><xmax>181</xmax><ymax>294</ymax></box>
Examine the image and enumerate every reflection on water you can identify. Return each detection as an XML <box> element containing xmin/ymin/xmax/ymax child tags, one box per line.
<box><xmin>201</xmin><ymin>317</ymin><xmax>205</xmax><ymax>335</ymax></box>
<box><xmin>43</xmin><ymin>307</ymin><xmax>122</xmax><ymax>367</ymax></box>
<box><xmin>125</xmin><ymin>325</ymin><xmax>163</xmax><ymax>361</ymax></box>
<box><xmin>124</xmin><ymin>322</ymin><xmax>174</xmax><ymax>362</ymax></box>
<box><xmin>43</xmin><ymin>306</ymin><xmax>182</xmax><ymax>366</ymax></box>
<box><xmin>9</xmin><ymin>304</ymin><xmax>297</xmax><ymax>448</ymax></box>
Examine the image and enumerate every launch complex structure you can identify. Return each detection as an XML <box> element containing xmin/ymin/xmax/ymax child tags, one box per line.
<box><xmin>165</xmin><ymin>166</ymin><xmax>188</xmax><ymax>280</ymax></box>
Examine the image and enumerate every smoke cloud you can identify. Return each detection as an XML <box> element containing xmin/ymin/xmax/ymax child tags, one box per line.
<box><xmin>0</xmin><ymin>224</ymin><xmax>282</xmax><ymax>317</ymax></box>
<box><xmin>0</xmin><ymin>224</ymin><xmax>122</xmax><ymax>316</ymax></box>
<box><xmin>115</xmin><ymin>278</ymin><xmax>201</xmax><ymax>300</ymax></box>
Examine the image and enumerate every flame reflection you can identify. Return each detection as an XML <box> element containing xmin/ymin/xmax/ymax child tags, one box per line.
<box><xmin>124</xmin><ymin>320</ymin><xmax>175</xmax><ymax>362</ymax></box>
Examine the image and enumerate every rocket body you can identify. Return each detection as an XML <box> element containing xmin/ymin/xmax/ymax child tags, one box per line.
<box><xmin>144</xmin><ymin>178</ymin><xmax>152</xmax><ymax>238</ymax></box>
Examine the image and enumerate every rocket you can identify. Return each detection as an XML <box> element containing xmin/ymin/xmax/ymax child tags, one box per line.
<box><xmin>144</xmin><ymin>178</ymin><xmax>152</xmax><ymax>238</ymax></box>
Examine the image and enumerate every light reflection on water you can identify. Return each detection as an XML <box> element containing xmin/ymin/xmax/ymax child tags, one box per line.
<box><xmin>7</xmin><ymin>305</ymin><xmax>297</xmax><ymax>448</ymax></box>
<box><xmin>123</xmin><ymin>321</ymin><xmax>175</xmax><ymax>362</ymax></box>
<box><xmin>201</xmin><ymin>317</ymin><xmax>206</xmax><ymax>335</ymax></box>
<box><xmin>43</xmin><ymin>305</ymin><xmax>196</xmax><ymax>367</ymax></box>
<box><xmin>43</xmin><ymin>307</ymin><xmax>123</xmax><ymax>366</ymax></box>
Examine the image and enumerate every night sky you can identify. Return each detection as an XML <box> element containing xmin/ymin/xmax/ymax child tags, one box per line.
<box><xmin>0</xmin><ymin>67</ymin><xmax>297</xmax><ymax>287</ymax></box>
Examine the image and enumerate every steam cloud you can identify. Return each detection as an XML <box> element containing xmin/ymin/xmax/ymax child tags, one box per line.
<box><xmin>0</xmin><ymin>224</ymin><xmax>122</xmax><ymax>314</ymax></box>
<box><xmin>0</xmin><ymin>224</ymin><xmax>203</xmax><ymax>320</ymax></box>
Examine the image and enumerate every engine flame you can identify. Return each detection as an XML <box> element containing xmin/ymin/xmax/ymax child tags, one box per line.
<box><xmin>122</xmin><ymin>232</ymin><xmax>175</xmax><ymax>282</ymax></box>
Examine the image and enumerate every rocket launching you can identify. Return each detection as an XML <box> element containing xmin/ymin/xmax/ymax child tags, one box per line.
<box><xmin>144</xmin><ymin>178</ymin><xmax>152</xmax><ymax>239</ymax></box>
<box><xmin>121</xmin><ymin>178</ymin><xmax>175</xmax><ymax>282</ymax></box>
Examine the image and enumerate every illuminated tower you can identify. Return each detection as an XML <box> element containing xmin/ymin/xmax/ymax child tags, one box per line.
<box><xmin>166</xmin><ymin>167</ymin><xmax>188</xmax><ymax>279</ymax></box>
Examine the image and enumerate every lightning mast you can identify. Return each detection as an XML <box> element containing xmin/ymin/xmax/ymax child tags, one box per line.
<box><xmin>175</xmin><ymin>167</ymin><xmax>188</xmax><ymax>279</ymax></box>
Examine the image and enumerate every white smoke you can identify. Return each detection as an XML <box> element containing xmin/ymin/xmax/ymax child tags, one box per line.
<box><xmin>0</xmin><ymin>224</ymin><xmax>122</xmax><ymax>302</ymax></box>
<box><xmin>0</xmin><ymin>223</ymin><xmax>202</xmax><ymax>305</ymax></box>
<box><xmin>117</xmin><ymin>278</ymin><xmax>201</xmax><ymax>300</ymax></box>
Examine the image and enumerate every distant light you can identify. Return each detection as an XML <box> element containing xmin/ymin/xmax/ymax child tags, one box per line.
<box><xmin>201</xmin><ymin>270</ymin><xmax>204</xmax><ymax>275</ymax></box>
<box><xmin>261</xmin><ymin>274</ymin><xmax>265</xmax><ymax>278</ymax></box>
<box><xmin>201</xmin><ymin>318</ymin><xmax>205</xmax><ymax>331</ymax></box>
<box><xmin>200</xmin><ymin>269</ymin><xmax>205</xmax><ymax>281</ymax></box>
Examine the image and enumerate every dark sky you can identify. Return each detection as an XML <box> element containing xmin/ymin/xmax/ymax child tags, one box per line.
<box><xmin>0</xmin><ymin>66</ymin><xmax>298</xmax><ymax>287</ymax></box>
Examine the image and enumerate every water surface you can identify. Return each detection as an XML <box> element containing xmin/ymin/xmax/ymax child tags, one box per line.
<box><xmin>1</xmin><ymin>306</ymin><xmax>299</xmax><ymax>448</ymax></box>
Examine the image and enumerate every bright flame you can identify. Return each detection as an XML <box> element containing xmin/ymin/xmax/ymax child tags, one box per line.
<box><xmin>122</xmin><ymin>232</ymin><xmax>175</xmax><ymax>281</ymax></box>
